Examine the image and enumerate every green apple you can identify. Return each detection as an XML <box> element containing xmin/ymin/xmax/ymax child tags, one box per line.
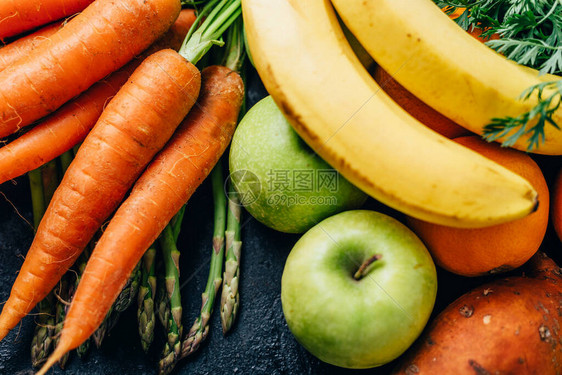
<box><xmin>229</xmin><ymin>96</ymin><xmax>367</xmax><ymax>233</ymax></box>
<box><xmin>281</xmin><ymin>210</ymin><xmax>437</xmax><ymax>369</ymax></box>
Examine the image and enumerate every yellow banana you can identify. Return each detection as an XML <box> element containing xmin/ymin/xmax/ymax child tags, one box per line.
<box><xmin>242</xmin><ymin>0</ymin><xmax>538</xmax><ymax>228</ymax></box>
<box><xmin>331</xmin><ymin>0</ymin><xmax>562</xmax><ymax>155</ymax></box>
<box><xmin>341</xmin><ymin>20</ymin><xmax>375</xmax><ymax>71</ymax></box>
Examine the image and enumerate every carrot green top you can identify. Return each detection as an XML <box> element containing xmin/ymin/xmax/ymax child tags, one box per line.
<box><xmin>179</xmin><ymin>0</ymin><xmax>242</xmax><ymax>65</ymax></box>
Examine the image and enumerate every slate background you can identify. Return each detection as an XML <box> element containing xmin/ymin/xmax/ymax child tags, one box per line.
<box><xmin>0</xmin><ymin>67</ymin><xmax>561</xmax><ymax>375</ymax></box>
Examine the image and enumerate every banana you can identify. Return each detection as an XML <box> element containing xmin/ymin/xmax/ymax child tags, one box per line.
<box><xmin>331</xmin><ymin>0</ymin><xmax>562</xmax><ymax>155</ymax></box>
<box><xmin>340</xmin><ymin>20</ymin><xmax>375</xmax><ymax>71</ymax></box>
<box><xmin>242</xmin><ymin>0</ymin><xmax>538</xmax><ymax>228</ymax></box>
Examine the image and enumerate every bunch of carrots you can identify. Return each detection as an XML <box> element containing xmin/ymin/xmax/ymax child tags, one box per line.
<box><xmin>0</xmin><ymin>0</ymin><xmax>247</xmax><ymax>373</ymax></box>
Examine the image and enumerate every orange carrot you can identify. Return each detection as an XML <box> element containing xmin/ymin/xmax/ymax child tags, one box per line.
<box><xmin>0</xmin><ymin>49</ymin><xmax>201</xmax><ymax>342</ymax></box>
<box><xmin>167</xmin><ymin>8</ymin><xmax>198</xmax><ymax>48</ymax></box>
<box><xmin>0</xmin><ymin>0</ymin><xmax>93</xmax><ymax>39</ymax></box>
<box><xmin>41</xmin><ymin>66</ymin><xmax>243</xmax><ymax>367</ymax></box>
<box><xmin>0</xmin><ymin>70</ymin><xmax>130</xmax><ymax>184</ymax></box>
<box><xmin>0</xmin><ymin>0</ymin><xmax>181</xmax><ymax>139</ymax></box>
<box><xmin>0</xmin><ymin>20</ymin><xmax>64</xmax><ymax>72</ymax></box>
<box><xmin>0</xmin><ymin>9</ymin><xmax>197</xmax><ymax>185</ymax></box>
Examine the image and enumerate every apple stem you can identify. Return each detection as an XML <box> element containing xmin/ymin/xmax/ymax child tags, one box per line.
<box><xmin>354</xmin><ymin>254</ymin><xmax>382</xmax><ymax>280</ymax></box>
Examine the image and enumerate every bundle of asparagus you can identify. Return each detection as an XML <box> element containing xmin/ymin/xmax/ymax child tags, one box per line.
<box><xmin>28</xmin><ymin>2</ymin><xmax>246</xmax><ymax>373</ymax></box>
<box><xmin>158</xmin><ymin>15</ymin><xmax>246</xmax><ymax>375</ymax></box>
<box><xmin>29</xmin><ymin>150</ymin><xmax>145</xmax><ymax>367</ymax></box>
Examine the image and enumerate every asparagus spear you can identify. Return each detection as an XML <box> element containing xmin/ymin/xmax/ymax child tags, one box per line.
<box><xmin>60</xmin><ymin>148</ymin><xmax>95</xmax><ymax>358</ymax></box>
<box><xmin>115</xmin><ymin>263</ymin><xmax>141</xmax><ymax>313</ymax></box>
<box><xmin>171</xmin><ymin>205</ymin><xmax>186</xmax><ymax>241</ymax></box>
<box><xmin>158</xmin><ymin>225</ymin><xmax>184</xmax><ymax>373</ymax></box>
<box><xmin>92</xmin><ymin>306</ymin><xmax>113</xmax><ymax>349</ymax></box>
<box><xmin>181</xmin><ymin>163</ymin><xmax>226</xmax><ymax>357</ymax></box>
<box><xmin>138</xmin><ymin>246</ymin><xmax>158</xmax><ymax>352</ymax></box>
<box><xmin>30</xmin><ymin>295</ymin><xmax>56</xmax><ymax>368</ymax></box>
<box><xmin>75</xmin><ymin>332</ymin><xmax>90</xmax><ymax>360</ymax></box>
<box><xmin>154</xmin><ymin>206</ymin><xmax>186</xmax><ymax>336</ymax></box>
<box><xmin>30</xmin><ymin>160</ymin><xmax>59</xmax><ymax>367</ymax></box>
<box><xmin>220</xmin><ymin>180</ymin><xmax>242</xmax><ymax>333</ymax></box>
<box><xmin>72</xmin><ymin>245</ymin><xmax>92</xmax><ymax>359</ymax></box>
<box><xmin>158</xmin><ymin>4</ymin><xmax>242</xmax><ymax>372</ymax></box>
<box><xmin>41</xmin><ymin>160</ymin><xmax>59</xmax><ymax>202</ymax></box>
<box><xmin>28</xmin><ymin>168</ymin><xmax>45</xmax><ymax>230</ymax></box>
<box><xmin>156</xmin><ymin>202</ymin><xmax>189</xmax><ymax>371</ymax></box>
<box><xmin>29</xmin><ymin>168</ymin><xmax>53</xmax><ymax>368</ymax></box>
<box><xmin>220</xmin><ymin>18</ymin><xmax>246</xmax><ymax>334</ymax></box>
<box><xmin>156</xmin><ymin>264</ymin><xmax>170</xmax><ymax>330</ymax></box>
<box><xmin>93</xmin><ymin>263</ymin><xmax>141</xmax><ymax>348</ymax></box>
<box><xmin>59</xmin><ymin>149</ymin><xmax>74</xmax><ymax>173</ymax></box>
<box><xmin>54</xmin><ymin>276</ymin><xmax>72</xmax><ymax>369</ymax></box>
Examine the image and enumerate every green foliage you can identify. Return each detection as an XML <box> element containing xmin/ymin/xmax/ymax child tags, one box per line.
<box><xmin>436</xmin><ymin>0</ymin><xmax>562</xmax><ymax>75</ymax></box>
<box><xmin>434</xmin><ymin>0</ymin><xmax>562</xmax><ymax>150</ymax></box>
<box><xmin>483</xmin><ymin>80</ymin><xmax>562</xmax><ymax>150</ymax></box>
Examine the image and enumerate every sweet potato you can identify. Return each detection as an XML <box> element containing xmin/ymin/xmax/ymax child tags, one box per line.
<box><xmin>393</xmin><ymin>252</ymin><xmax>562</xmax><ymax>374</ymax></box>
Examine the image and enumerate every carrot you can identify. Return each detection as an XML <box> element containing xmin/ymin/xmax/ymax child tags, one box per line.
<box><xmin>0</xmin><ymin>69</ymin><xmax>130</xmax><ymax>184</ymax></box>
<box><xmin>0</xmin><ymin>49</ymin><xmax>201</xmax><ymax>342</ymax></box>
<box><xmin>0</xmin><ymin>0</ymin><xmax>93</xmax><ymax>40</ymax></box>
<box><xmin>167</xmin><ymin>8</ymin><xmax>198</xmax><ymax>48</ymax></box>
<box><xmin>0</xmin><ymin>0</ymin><xmax>181</xmax><ymax>139</ymax></box>
<box><xmin>0</xmin><ymin>20</ymin><xmax>63</xmax><ymax>72</ymax></box>
<box><xmin>0</xmin><ymin>9</ymin><xmax>197</xmax><ymax>185</ymax></box>
<box><xmin>39</xmin><ymin>65</ymin><xmax>243</xmax><ymax>370</ymax></box>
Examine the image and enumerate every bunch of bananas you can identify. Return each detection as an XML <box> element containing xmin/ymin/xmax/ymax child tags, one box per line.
<box><xmin>242</xmin><ymin>0</ymin><xmax>562</xmax><ymax>228</ymax></box>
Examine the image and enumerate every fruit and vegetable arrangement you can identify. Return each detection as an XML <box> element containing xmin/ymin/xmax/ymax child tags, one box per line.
<box><xmin>0</xmin><ymin>0</ymin><xmax>561</xmax><ymax>374</ymax></box>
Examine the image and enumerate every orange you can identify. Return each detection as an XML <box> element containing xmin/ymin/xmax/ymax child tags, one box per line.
<box><xmin>374</xmin><ymin>66</ymin><xmax>470</xmax><ymax>139</ymax></box>
<box><xmin>447</xmin><ymin>6</ymin><xmax>467</xmax><ymax>20</ymax></box>
<box><xmin>552</xmin><ymin>169</ymin><xmax>562</xmax><ymax>242</ymax></box>
<box><xmin>467</xmin><ymin>27</ymin><xmax>500</xmax><ymax>42</ymax></box>
<box><xmin>407</xmin><ymin>135</ymin><xmax>549</xmax><ymax>277</ymax></box>
<box><xmin>446</xmin><ymin>6</ymin><xmax>501</xmax><ymax>41</ymax></box>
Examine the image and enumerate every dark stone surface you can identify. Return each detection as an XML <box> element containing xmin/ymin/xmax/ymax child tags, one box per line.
<box><xmin>0</xmin><ymin>66</ymin><xmax>561</xmax><ymax>375</ymax></box>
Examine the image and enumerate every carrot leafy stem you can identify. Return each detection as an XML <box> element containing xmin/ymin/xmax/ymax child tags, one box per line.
<box><xmin>223</xmin><ymin>18</ymin><xmax>245</xmax><ymax>73</ymax></box>
<box><xmin>435</xmin><ymin>0</ymin><xmax>562</xmax><ymax>75</ymax></box>
<box><xmin>482</xmin><ymin>80</ymin><xmax>562</xmax><ymax>150</ymax></box>
<box><xmin>434</xmin><ymin>0</ymin><xmax>562</xmax><ymax>150</ymax></box>
<box><xmin>181</xmin><ymin>0</ymin><xmax>208</xmax><ymax>5</ymax></box>
<box><xmin>179</xmin><ymin>0</ymin><xmax>242</xmax><ymax>65</ymax></box>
